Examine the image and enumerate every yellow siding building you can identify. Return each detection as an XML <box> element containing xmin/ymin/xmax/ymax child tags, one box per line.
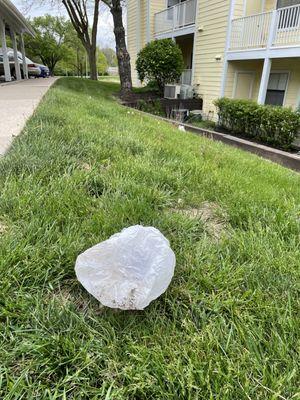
<box><xmin>127</xmin><ymin>0</ymin><xmax>300</xmax><ymax>116</ymax></box>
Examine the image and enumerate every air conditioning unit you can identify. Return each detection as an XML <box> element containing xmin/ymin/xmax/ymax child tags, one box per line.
<box><xmin>164</xmin><ymin>84</ymin><xmax>181</xmax><ymax>99</ymax></box>
<box><xmin>180</xmin><ymin>85</ymin><xmax>194</xmax><ymax>99</ymax></box>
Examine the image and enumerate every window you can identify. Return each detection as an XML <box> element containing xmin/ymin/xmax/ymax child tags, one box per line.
<box><xmin>265</xmin><ymin>73</ymin><xmax>289</xmax><ymax>106</ymax></box>
<box><xmin>167</xmin><ymin>0</ymin><xmax>180</xmax><ymax>7</ymax></box>
<box><xmin>167</xmin><ymin>0</ymin><xmax>181</xmax><ymax>20</ymax></box>
<box><xmin>277</xmin><ymin>0</ymin><xmax>300</xmax><ymax>29</ymax></box>
<box><xmin>277</xmin><ymin>0</ymin><xmax>300</xmax><ymax>8</ymax></box>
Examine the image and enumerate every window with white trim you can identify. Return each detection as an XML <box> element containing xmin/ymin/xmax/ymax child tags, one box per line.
<box><xmin>277</xmin><ymin>0</ymin><xmax>300</xmax><ymax>8</ymax></box>
<box><xmin>277</xmin><ymin>0</ymin><xmax>300</xmax><ymax>29</ymax></box>
<box><xmin>265</xmin><ymin>73</ymin><xmax>289</xmax><ymax>106</ymax></box>
<box><xmin>167</xmin><ymin>0</ymin><xmax>180</xmax><ymax>7</ymax></box>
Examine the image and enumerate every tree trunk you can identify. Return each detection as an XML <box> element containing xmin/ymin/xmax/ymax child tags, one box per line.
<box><xmin>111</xmin><ymin>0</ymin><xmax>132</xmax><ymax>95</ymax></box>
<box><xmin>88</xmin><ymin>46</ymin><xmax>98</xmax><ymax>80</ymax></box>
<box><xmin>90</xmin><ymin>0</ymin><xmax>99</xmax><ymax>81</ymax></box>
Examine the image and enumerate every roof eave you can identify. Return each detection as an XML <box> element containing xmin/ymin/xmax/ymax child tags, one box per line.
<box><xmin>0</xmin><ymin>0</ymin><xmax>35</xmax><ymax>36</ymax></box>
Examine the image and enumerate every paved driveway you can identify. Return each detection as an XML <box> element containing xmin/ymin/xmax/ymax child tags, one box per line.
<box><xmin>0</xmin><ymin>77</ymin><xmax>57</xmax><ymax>155</ymax></box>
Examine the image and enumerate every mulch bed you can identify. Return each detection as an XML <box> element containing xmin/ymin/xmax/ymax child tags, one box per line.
<box><xmin>118</xmin><ymin>90</ymin><xmax>160</xmax><ymax>103</ymax></box>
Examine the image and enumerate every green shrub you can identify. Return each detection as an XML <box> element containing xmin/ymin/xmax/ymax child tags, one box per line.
<box><xmin>136</xmin><ymin>99</ymin><xmax>164</xmax><ymax>116</ymax></box>
<box><xmin>145</xmin><ymin>80</ymin><xmax>160</xmax><ymax>93</ymax></box>
<box><xmin>136</xmin><ymin>39</ymin><xmax>184</xmax><ymax>94</ymax></box>
<box><xmin>214</xmin><ymin>98</ymin><xmax>300</xmax><ymax>150</ymax></box>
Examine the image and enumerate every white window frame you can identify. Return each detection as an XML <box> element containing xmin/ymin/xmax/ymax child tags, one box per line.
<box><xmin>232</xmin><ymin>71</ymin><xmax>255</xmax><ymax>99</ymax></box>
<box><xmin>266</xmin><ymin>70</ymin><xmax>290</xmax><ymax>106</ymax></box>
<box><xmin>276</xmin><ymin>0</ymin><xmax>300</xmax><ymax>9</ymax></box>
<box><xmin>276</xmin><ymin>0</ymin><xmax>300</xmax><ymax>32</ymax></box>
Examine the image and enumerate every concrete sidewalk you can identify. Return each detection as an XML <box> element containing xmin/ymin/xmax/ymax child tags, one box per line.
<box><xmin>0</xmin><ymin>77</ymin><xmax>57</xmax><ymax>155</ymax></box>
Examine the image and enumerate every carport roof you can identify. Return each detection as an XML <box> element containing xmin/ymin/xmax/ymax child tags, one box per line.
<box><xmin>0</xmin><ymin>0</ymin><xmax>35</xmax><ymax>36</ymax></box>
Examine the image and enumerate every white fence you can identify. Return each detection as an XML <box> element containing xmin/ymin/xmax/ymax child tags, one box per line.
<box><xmin>230</xmin><ymin>4</ymin><xmax>300</xmax><ymax>50</ymax></box>
<box><xmin>154</xmin><ymin>0</ymin><xmax>196</xmax><ymax>35</ymax></box>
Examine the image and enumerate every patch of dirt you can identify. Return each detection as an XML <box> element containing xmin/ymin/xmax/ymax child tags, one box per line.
<box><xmin>175</xmin><ymin>201</ymin><xmax>228</xmax><ymax>241</ymax></box>
<box><xmin>51</xmin><ymin>287</ymin><xmax>74</xmax><ymax>307</ymax></box>
<box><xmin>49</xmin><ymin>286</ymin><xmax>104</xmax><ymax>315</ymax></box>
<box><xmin>80</xmin><ymin>162</ymin><xmax>92</xmax><ymax>171</ymax></box>
<box><xmin>0</xmin><ymin>220</ymin><xmax>8</xmax><ymax>235</ymax></box>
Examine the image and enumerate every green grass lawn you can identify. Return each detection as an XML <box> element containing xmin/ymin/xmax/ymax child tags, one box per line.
<box><xmin>1</xmin><ymin>78</ymin><xmax>300</xmax><ymax>399</ymax></box>
<box><xmin>98</xmin><ymin>75</ymin><xmax>120</xmax><ymax>83</ymax></box>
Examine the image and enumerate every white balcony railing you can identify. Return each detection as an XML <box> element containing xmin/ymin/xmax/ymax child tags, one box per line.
<box><xmin>180</xmin><ymin>69</ymin><xmax>192</xmax><ymax>85</ymax></box>
<box><xmin>154</xmin><ymin>0</ymin><xmax>197</xmax><ymax>36</ymax></box>
<box><xmin>229</xmin><ymin>4</ymin><xmax>300</xmax><ymax>51</ymax></box>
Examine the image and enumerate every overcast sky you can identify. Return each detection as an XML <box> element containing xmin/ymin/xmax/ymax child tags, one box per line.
<box><xmin>13</xmin><ymin>0</ymin><xmax>116</xmax><ymax>48</ymax></box>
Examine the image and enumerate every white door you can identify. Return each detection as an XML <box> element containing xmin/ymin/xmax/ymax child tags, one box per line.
<box><xmin>233</xmin><ymin>72</ymin><xmax>255</xmax><ymax>99</ymax></box>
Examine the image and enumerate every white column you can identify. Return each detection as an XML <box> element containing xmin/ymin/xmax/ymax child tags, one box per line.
<box><xmin>220</xmin><ymin>0</ymin><xmax>236</xmax><ymax>97</ymax></box>
<box><xmin>0</xmin><ymin>18</ymin><xmax>11</xmax><ymax>82</ymax></box>
<box><xmin>146</xmin><ymin>0</ymin><xmax>151</xmax><ymax>43</ymax></box>
<box><xmin>268</xmin><ymin>10</ymin><xmax>278</xmax><ymax>48</ymax></box>
<box><xmin>258</xmin><ymin>58</ymin><xmax>272</xmax><ymax>104</ymax></box>
<box><xmin>10</xmin><ymin>29</ymin><xmax>22</xmax><ymax>80</ymax></box>
<box><xmin>256</xmin><ymin>9</ymin><xmax>276</xmax><ymax>104</ymax></box>
<box><xmin>173</xmin><ymin>5</ymin><xmax>177</xmax><ymax>32</ymax></box>
<box><xmin>243</xmin><ymin>0</ymin><xmax>247</xmax><ymax>17</ymax></box>
<box><xmin>19</xmin><ymin>32</ymin><xmax>28</xmax><ymax>79</ymax></box>
<box><xmin>136</xmin><ymin>0</ymin><xmax>141</xmax><ymax>51</ymax></box>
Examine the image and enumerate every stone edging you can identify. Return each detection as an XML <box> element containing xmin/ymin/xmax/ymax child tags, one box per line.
<box><xmin>123</xmin><ymin>105</ymin><xmax>300</xmax><ymax>173</ymax></box>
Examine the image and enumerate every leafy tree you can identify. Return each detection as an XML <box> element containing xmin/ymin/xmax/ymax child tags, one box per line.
<box><xmin>136</xmin><ymin>39</ymin><xmax>184</xmax><ymax>94</ymax></box>
<box><xmin>23</xmin><ymin>0</ymin><xmax>100</xmax><ymax>79</ymax></box>
<box><xmin>61</xmin><ymin>0</ymin><xmax>100</xmax><ymax>80</ymax></box>
<box><xmin>23</xmin><ymin>0</ymin><xmax>132</xmax><ymax>92</ymax></box>
<box><xmin>101</xmin><ymin>47</ymin><xmax>117</xmax><ymax>67</ymax></box>
<box><xmin>64</xmin><ymin>26</ymin><xmax>87</xmax><ymax>77</ymax></box>
<box><xmin>97</xmin><ymin>50</ymin><xmax>108</xmax><ymax>75</ymax></box>
<box><xmin>25</xmin><ymin>15</ymin><xmax>73</xmax><ymax>74</ymax></box>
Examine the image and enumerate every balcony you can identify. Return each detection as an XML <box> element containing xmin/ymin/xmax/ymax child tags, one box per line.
<box><xmin>229</xmin><ymin>4</ymin><xmax>300</xmax><ymax>54</ymax></box>
<box><xmin>154</xmin><ymin>0</ymin><xmax>196</xmax><ymax>37</ymax></box>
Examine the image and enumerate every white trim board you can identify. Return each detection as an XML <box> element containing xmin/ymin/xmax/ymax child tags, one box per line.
<box><xmin>227</xmin><ymin>46</ymin><xmax>300</xmax><ymax>60</ymax></box>
<box><xmin>154</xmin><ymin>25</ymin><xmax>195</xmax><ymax>40</ymax></box>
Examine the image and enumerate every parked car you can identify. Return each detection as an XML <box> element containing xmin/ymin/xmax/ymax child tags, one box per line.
<box><xmin>37</xmin><ymin>64</ymin><xmax>50</xmax><ymax>78</ymax></box>
<box><xmin>0</xmin><ymin>48</ymin><xmax>40</xmax><ymax>79</ymax></box>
